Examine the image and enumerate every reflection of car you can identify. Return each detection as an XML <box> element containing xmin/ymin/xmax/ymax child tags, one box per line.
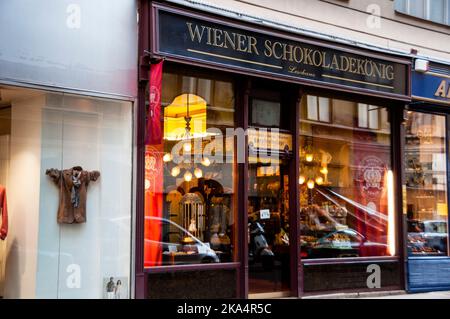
<box><xmin>302</xmin><ymin>229</ymin><xmax>388</xmax><ymax>258</ymax></box>
<box><xmin>145</xmin><ymin>216</ymin><xmax>219</xmax><ymax>266</ymax></box>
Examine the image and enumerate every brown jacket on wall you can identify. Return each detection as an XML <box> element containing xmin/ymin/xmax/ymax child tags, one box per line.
<box><xmin>0</xmin><ymin>185</ymin><xmax>8</xmax><ymax>240</ymax></box>
<box><xmin>46</xmin><ymin>166</ymin><xmax>100</xmax><ymax>224</ymax></box>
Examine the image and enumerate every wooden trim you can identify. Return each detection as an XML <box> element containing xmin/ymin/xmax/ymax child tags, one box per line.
<box><xmin>135</xmin><ymin>0</ymin><xmax>151</xmax><ymax>300</ymax></box>
<box><xmin>443</xmin><ymin>113</ymin><xmax>450</xmax><ymax>259</ymax></box>
<box><xmin>411</xmin><ymin>95</ymin><xmax>450</xmax><ymax>106</ymax></box>
<box><xmin>301</xmin><ymin>285</ymin><xmax>403</xmax><ymax>297</ymax></box>
<box><xmin>289</xmin><ymin>88</ymin><xmax>301</xmax><ymax>297</ymax></box>
<box><xmin>237</xmin><ymin>78</ymin><xmax>250</xmax><ymax>298</ymax></box>
<box><xmin>426</xmin><ymin>71</ymin><xmax>450</xmax><ymax>80</ymax></box>
<box><xmin>302</xmin><ymin>256</ymin><xmax>400</xmax><ymax>266</ymax></box>
<box><xmin>158</xmin><ymin>54</ymin><xmax>411</xmax><ymax>102</ymax></box>
<box><xmin>391</xmin><ymin>103</ymin><xmax>407</xmax><ymax>291</ymax></box>
<box><xmin>144</xmin><ymin>262</ymin><xmax>240</xmax><ymax>274</ymax></box>
<box><xmin>248</xmin><ymin>291</ymin><xmax>291</xmax><ymax>299</ymax></box>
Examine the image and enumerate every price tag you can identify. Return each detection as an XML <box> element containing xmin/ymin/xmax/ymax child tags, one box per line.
<box><xmin>260</xmin><ymin>209</ymin><xmax>271</xmax><ymax>220</ymax></box>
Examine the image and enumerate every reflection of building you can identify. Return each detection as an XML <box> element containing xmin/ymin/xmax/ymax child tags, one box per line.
<box><xmin>0</xmin><ymin>1</ymin><xmax>135</xmax><ymax>299</ymax></box>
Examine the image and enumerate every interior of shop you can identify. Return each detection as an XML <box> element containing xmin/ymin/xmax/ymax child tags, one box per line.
<box><xmin>404</xmin><ymin>111</ymin><xmax>449</xmax><ymax>256</ymax></box>
<box><xmin>144</xmin><ymin>66</ymin><xmax>238</xmax><ymax>269</ymax></box>
<box><xmin>143</xmin><ymin>63</ymin><xmax>406</xmax><ymax>296</ymax></box>
<box><xmin>298</xmin><ymin>95</ymin><xmax>396</xmax><ymax>259</ymax></box>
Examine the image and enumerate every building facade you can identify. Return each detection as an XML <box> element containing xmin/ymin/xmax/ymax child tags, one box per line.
<box><xmin>136</xmin><ymin>0</ymin><xmax>450</xmax><ymax>298</ymax></box>
<box><xmin>0</xmin><ymin>0</ymin><xmax>138</xmax><ymax>299</ymax></box>
<box><xmin>406</xmin><ymin>60</ymin><xmax>450</xmax><ymax>292</ymax></box>
<box><xmin>0</xmin><ymin>0</ymin><xmax>449</xmax><ymax>299</ymax></box>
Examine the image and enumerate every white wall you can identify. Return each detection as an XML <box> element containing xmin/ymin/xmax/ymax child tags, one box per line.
<box><xmin>35</xmin><ymin>93</ymin><xmax>132</xmax><ymax>299</ymax></box>
<box><xmin>1</xmin><ymin>90</ymin><xmax>132</xmax><ymax>299</ymax></box>
<box><xmin>0</xmin><ymin>135</ymin><xmax>10</xmax><ymax>296</ymax></box>
<box><xmin>0</xmin><ymin>0</ymin><xmax>138</xmax><ymax>98</ymax></box>
<box><xmin>4</xmin><ymin>94</ymin><xmax>45</xmax><ymax>298</ymax></box>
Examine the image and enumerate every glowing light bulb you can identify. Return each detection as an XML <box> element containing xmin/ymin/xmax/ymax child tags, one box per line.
<box><xmin>307</xmin><ymin>179</ymin><xmax>315</xmax><ymax>189</ymax></box>
<box><xmin>194</xmin><ymin>168</ymin><xmax>203</xmax><ymax>178</ymax></box>
<box><xmin>145</xmin><ymin>179</ymin><xmax>150</xmax><ymax>190</ymax></box>
<box><xmin>163</xmin><ymin>153</ymin><xmax>172</xmax><ymax>162</ymax></box>
<box><xmin>171</xmin><ymin>166</ymin><xmax>180</xmax><ymax>177</ymax></box>
<box><xmin>305</xmin><ymin>153</ymin><xmax>313</xmax><ymax>162</ymax></box>
<box><xmin>320</xmin><ymin>166</ymin><xmax>328</xmax><ymax>175</ymax></box>
<box><xmin>184</xmin><ymin>170</ymin><xmax>192</xmax><ymax>182</ymax></box>
<box><xmin>315</xmin><ymin>176</ymin><xmax>324</xmax><ymax>185</ymax></box>
<box><xmin>183</xmin><ymin>142</ymin><xmax>192</xmax><ymax>152</ymax></box>
<box><xmin>299</xmin><ymin>175</ymin><xmax>306</xmax><ymax>185</ymax></box>
<box><xmin>201</xmin><ymin>157</ymin><xmax>211</xmax><ymax>167</ymax></box>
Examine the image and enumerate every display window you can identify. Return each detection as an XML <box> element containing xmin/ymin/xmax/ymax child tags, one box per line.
<box><xmin>0</xmin><ymin>86</ymin><xmax>133</xmax><ymax>298</ymax></box>
<box><xmin>405</xmin><ymin>111</ymin><xmax>449</xmax><ymax>256</ymax></box>
<box><xmin>144</xmin><ymin>66</ymin><xmax>238</xmax><ymax>267</ymax></box>
<box><xmin>298</xmin><ymin>95</ymin><xmax>397</xmax><ymax>259</ymax></box>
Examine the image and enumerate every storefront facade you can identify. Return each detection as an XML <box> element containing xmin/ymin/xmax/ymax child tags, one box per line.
<box><xmin>0</xmin><ymin>0</ymin><xmax>138</xmax><ymax>299</ymax></box>
<box><xmin>406</xmin><ymin>60</ymin><xmax>450</xmax><ymax>292</ymax></box>
<box><xmin>137</xmin><ymin>1</ymin><xmax>411</xmax><ymax>298</ymax></box>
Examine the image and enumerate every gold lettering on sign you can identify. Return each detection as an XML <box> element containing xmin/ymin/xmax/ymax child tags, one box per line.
<box><xmin>186</xmin><ymin>22</ymin><xmax>205</xmax><ymax>43</ymax></box>
<box><xmin>184</xmin><ymin>21</ymin><xmax>397</xmax><ymax>82</ymax></box>
<box><xmin>434</xmin><ymin>80</ymin><xmax>450</xmax><ymax>98</ymax></box>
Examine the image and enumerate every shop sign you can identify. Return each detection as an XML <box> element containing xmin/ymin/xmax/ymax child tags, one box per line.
<box><xmin>155</xmin><ymin>7</ymin><xmax>408</xmax><ymax>97</ymax></box>
<box><xmin>412</xmin><ymin>70</ymin><xmax>450</xmax><ymax>105</ymax></box>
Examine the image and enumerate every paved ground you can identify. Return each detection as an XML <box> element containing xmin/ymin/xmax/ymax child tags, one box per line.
<box><xmin>366</xmin><ymin>291</ymin><xmax>450</xmax><ymax>299</ymax></box>
<box><xmin>301</xmin><ymin>290</ymin><xmax>450</xmax><ymax>299</ymax></box>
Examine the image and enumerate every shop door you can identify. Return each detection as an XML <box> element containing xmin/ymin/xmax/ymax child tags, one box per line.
<box><xmin>246</xmin><ymin>93</ymin><xmax>293</xmax><ymax>297</ymax></box>
<box><xmin>247</xmin><ymin>157</ymin><xmax>291</xmax><ymax>295</ymax></box>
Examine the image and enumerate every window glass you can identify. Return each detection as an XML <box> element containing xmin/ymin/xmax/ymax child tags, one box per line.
<box><xmin>448</xmin><ymin>2</ymin><xmax>450</xmax><ymax>24</ymax></box>
<box><xmin>395</xmin><ymin>0</ymin><xmax>450</xmax><ymax>26</ymax></box>
<box><xmin>144</xmin><ymin>66</ymin><xmax>237</xmax><ymax>267</ymax></box>
<box><xmin>318</xmin><ymin>97</ymin><xmax>330</xmax><ymax>122</ymax></box>
<box><xmin>0</xmin><ymin>86</ymin><xmax>133</xmax><ymax>298</ymax></box>
<box><xmin>405</xmin><ymin>111</ymin><xmax>448</xmax><ymax>256</ymax></box>
<box><xmin>333</xmin><ymin>99</ymin><xmax>354</xmax><ymax>127</ymax></box>
<box><xmin>369</xmin><ymin>106</ymin><xmax>379</xmax><ymax>130</ymax></box>
<box><xmin>307</xmin><ymin>96</ymin><xmax>318</xmax><ymax>121</ymax></box>
<box><xmin>429</xmin><ymin>0</ymin><xmax>445</xmax><ymax>24</ymax></box>
<box><xmin>299</xmin><ymin>95</ymin><xmax>394</xmax><ymax>259</ymax></box>
<box><xmin>251</xmin><ymin>99</ymin><xmax>281</xmax><ymax>127</ymax></box>
<box><xmin>409</xmin><ymin>0</ymin><xmax>426</xmax><ymax>18</ymax></box>
<box><xmin>395</xmin><ymin>0</ymin><xmax>407</xmax><ymax>12</ymax></box>
<box><xmin>358</xmin><ymin>104</ymin><xmax>368</xmax><ymax>128</ymax></box>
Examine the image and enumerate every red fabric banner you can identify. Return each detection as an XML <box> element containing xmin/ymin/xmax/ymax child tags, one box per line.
<box><xmin>144</xmin><ymin>145</ymin><xmax>164</xmax><ymax>267</ymax></box>
<box><xmin>145</xmin><ymin>60</ymin><xmax>163</xmax><ymax>145</ymax></box>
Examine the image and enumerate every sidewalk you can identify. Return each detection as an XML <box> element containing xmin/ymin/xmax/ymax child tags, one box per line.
<box><xmin>301</xmin><ymin>290</ymin><xmax>450</xmax><ymax>299</ymax></box>
<box><xmin>366</xmin><ymin>291</ymin><xmax>450</xmax><ymax>299</ymax></box>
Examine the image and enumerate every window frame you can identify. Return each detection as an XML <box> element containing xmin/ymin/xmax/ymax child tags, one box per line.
<box><xmin>306</xmin><ymin>95</ymin><xmax>332</xmax><ymax>124</ymax></box>
<box><xmin>143</xmin><ymin>63</ymin><xmax>241</xmax><ymax>270</ymax></box>
<box><xmin>395</xmin><ymin>0</ymin><xmax>450</xmax><ymax>26</ymax></box>
<box><xmin>357</xmin><ymin>103</ymin><xmax>381</xmax><ymax>130</ymax></box>
<box><xmin>404</xmin><ymin>107</ymin><xmax>450</xmax><ymax>258</ymax></box>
